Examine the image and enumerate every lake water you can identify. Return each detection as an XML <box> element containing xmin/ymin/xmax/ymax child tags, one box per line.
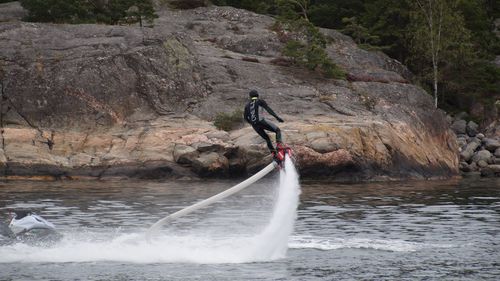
<box><xmin>0</xmin><ymin>165</ymin><xmax>498</xmax><ymax>280</ymax></box>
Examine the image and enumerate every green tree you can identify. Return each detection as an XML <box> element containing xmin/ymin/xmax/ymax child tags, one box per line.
<box><xmin>279</xmin><ymin>18</ymin><xmax>344</xmax><ymax>79</ymax></box>
<box><xmin>360</xmin><ymin>0</ymin><xmax>410</xmax><ymax>62</ymax></box>
<box><xmin>456</xmin><ymin>0</ymin><xmax>500</xmax><ymax>56</ymax></box>
<box><xmin>21</xmin><ymin>0</ymin><xmax>92</xmax><ymax>23</ymax></box>
<box><xmin>307</xmin><ymin>3</ymin><xmax>338</xmax><ymax>28</ymax></box>
<box><xmin>127</xmin><ymin>2</ymin><xmax>157</xmax><ymax>27</ymax></box>
<box><xmin>20</xmin><ymin>0</ymin><xmax>157</xmax><ymax>25</ymax></box>
<box><xmin>211</xmin><ymin>0</ymin><xmax>273</xmax><ymax>14</ymax></box>
<box><xmin>102</xmin><ymin>0</ymin><xmax>157</xmax><ymax>25</ymax></box>
<box><xmin>275</xmin><ymin>1</ymin><xmax>345</xmax><ymax>79</ymax></box>
<box><xmin>408</xmin><ymin>0</ymin><xmax>473</xmax><ymax>108</ymax></box>
<box><xmin>341</xmin><ymin>17</ymin><xmax>380</xmax><ymax>48</ymax></box>
<box><xmin>308</xmin><ymin>0</ymin><xmax>365</xmax><ymax>29</ymax></box>
<box><xmin>276</xmin><ymin>0</ymin><xmax>310</xmax><ymax>21</ymax></box>
<box><xmin>211</xmin><ymin>0</ymin><xmax>499</xmax><ymax>114</ymax></box>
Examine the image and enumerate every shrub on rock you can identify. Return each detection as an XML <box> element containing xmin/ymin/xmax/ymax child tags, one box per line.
<box><xmin>213</xmin><ymin>109</ymin><xmax>244</xmax><ymax>132</ymax></box>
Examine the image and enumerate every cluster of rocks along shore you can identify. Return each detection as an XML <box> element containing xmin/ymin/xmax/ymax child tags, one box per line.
<box><xmin>451</xmin><ymin>114</ymin><xmax>500</xmax><ymax>177</ymax></box>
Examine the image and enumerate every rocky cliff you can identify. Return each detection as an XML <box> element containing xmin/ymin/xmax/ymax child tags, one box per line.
<box><xmin>0</xmin><ymin>3</ymin><xmax>459</xmax><ymax>180</ymax></box>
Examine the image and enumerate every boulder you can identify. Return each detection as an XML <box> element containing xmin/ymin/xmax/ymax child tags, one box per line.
<box><xmin>494</xmin><ymin>158</ymin><xmax>500</xmax><ymax>165</ymax></box>
<box><xmin>488</xmin><ymin>164</ymin><xmax>500</xmax><ymax>173</ymax></box>
<box><xmin>480</xmin><ymin>165</ymin><xmax>500</xmax><ymax>177</ymax></box>
<box><xmin>460</xmin><ymin>139</ymin><xmax>481</xmax><ymax>162</ymax></box>
<box><xmin>450</xmin><ymin>120</ymin><xmax>467</xmax><ymax>135</ymax></box>
<box><xmin>221</xmin><ymin>146</ymin><xmax>238</xmax><ymax>158</ymax></box>
<box><xmin>471</xmin><ymin>150</ymin><xmax>492</xmax><ymax>163</ymax></box>
<box><xmin>294</xmin><ymin>146</ymin><xmax>355</xmax><ymax>176</ymax></box>
<box><xmin>191</xmin><ymin>152</ymin><xmax>228</xmax><ymax>177</ymax></box>
<box><xmin>476</xmin><ymin>133</ymin><xmax>485</xmax><ymax>140</ymax></box>
<box><xmin>309</xmin><ymin>138</ymin><xmax>338</xmax><ymax>153</ymax></box>
<box><xmin>306</xmin><ymin>131</ymin><xmax>328</xmax><ymax>141</ymax></box>
<box><xmin>173</xmin><ymin>144</ymin><xmax>199</xmax><ymax>164</ymax></box>
<box><xmin>228</xmin><ymin>157</ymin><xmax>245</xmax><ymax>175</ymax></box>
<box><xmin>466</xmin><ymin>121</ymin><xmax>479</xmax><ymax>137</ymax></box>
<box><xmin>205</xmin><ymin>131</ymin><xmax>231</xmax><ymax>141</ymax></box>
<box><xmin>482</xmin><ymin>138</ymin><xmax>500</xmax><ymax>152</ymax></box>
<box><xmin>459</xmin><ymin>161</ymin><xmax>470</xmax><ymax>172</ymax></box>
<box><xmin>468</xmin><ymin>162</ymin><xmax>478</xmax><ymax>172</ymax></box>
<box><xmin>495</xmin><ymin>148</ymin><xmax>500</xmax><ymax>157</ymax></box>
<box><xmin>477</xmin><ymin>160</ymin><xmax>489</xmax><ymax>168</ymax></box>
<box><xmin>488</xmin><ymin>156</ymin><xmax>495</xmax><ymax>164</ymax></box>
<box><xmin>193</xmin><ymin>142</ymin><xmax>223</xmax><ymax>153</ymax></box>
<box><xmin>456</xmin><ymin>136</ymin><xmax>468</xmax><ymax>150</ymax></box>
<box><xmin>237</xmin><ymin>145</ymin><xmax>269</xmax><ymax>173</ymax></box>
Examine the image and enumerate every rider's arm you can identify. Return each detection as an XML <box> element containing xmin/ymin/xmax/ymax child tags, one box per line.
<box><xmin>260</xmin><ymin>100</ymin><xmax>283</xmax><ymax>122</ymax></box>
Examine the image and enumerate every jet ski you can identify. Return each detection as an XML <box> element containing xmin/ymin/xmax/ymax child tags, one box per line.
<box><xmin>0</xmin><ymin>210</ymin><xmax>62</xmax><ymax>246</ymax></box>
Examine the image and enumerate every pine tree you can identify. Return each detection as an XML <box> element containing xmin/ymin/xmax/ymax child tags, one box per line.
<box><xmin>20</xmin><ymin>0</ymin><xmax>157</xmax><ymax>25</ymax></box>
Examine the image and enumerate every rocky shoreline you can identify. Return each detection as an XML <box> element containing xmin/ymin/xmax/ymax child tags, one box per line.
<box><xmin>452</xmin><ymin>115</ymin><xmax>500</xmax><ymax>178</ymax></box>
<box><xmin>0</xmin><ymin>3</ymin><xmax>460</xmax><ymax>181</ymax></box>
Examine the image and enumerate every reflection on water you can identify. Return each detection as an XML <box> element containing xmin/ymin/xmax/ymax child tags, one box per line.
<box><xmin>0</xmin><ymin>177</ymin><xmax>499</xmax><ymax>280</ymax></box>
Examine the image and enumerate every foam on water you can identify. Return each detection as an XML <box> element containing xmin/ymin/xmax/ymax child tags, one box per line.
<box><xmin>288</xmin><ymin>236</ymin><xmax>457</xmax><ymax>252</ymax></box>
<box><xmin>0</xmin><ymin>156</ymin><xmax>301</xmax><ymax>264</ymax></box>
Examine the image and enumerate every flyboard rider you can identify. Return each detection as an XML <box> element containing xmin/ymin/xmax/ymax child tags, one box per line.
<box><xmin>244</xmin><ymin>89</ymin><xmax>285</xmax><ymax>160</ymax></box>
<box><xmin>147</xmin><ymin>90</ymin><xmax>288</xmax><ymax>237</ymax></box>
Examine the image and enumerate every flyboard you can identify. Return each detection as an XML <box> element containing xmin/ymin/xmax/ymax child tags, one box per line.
<box><xmin>146</xmin><ymin>144</ymin><xmax>293</xmax><ymax>241</ymax></box>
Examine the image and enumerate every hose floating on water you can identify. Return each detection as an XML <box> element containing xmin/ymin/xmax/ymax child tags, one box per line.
<box><xmin>146</xmin><ymin>161</ymin><xmax>277</xmax><ymax>241</ymax></box>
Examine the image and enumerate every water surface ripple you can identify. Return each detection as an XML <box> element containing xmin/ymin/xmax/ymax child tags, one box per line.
<box><xmin>0</xmin><ymin>177</ymin><xmax>498</xmax><ymax>280</ymax></box>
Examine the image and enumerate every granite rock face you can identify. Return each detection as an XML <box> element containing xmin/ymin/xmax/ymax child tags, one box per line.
<box><xmin>0</xmin><ymin>5</ymin><xmax>458</xmax><ymax>180</ymax></box>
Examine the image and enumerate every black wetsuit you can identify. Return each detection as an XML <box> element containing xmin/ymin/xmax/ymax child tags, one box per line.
<box><xmin>244</xmin><ymin>98</ymin><xmax>283</xmax><ymax>152</ymax></box>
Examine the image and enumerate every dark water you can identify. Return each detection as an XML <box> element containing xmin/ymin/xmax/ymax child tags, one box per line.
<box><xmin>0</xmin><ymin>176</ymin><xmax>499</xmax><ymax>281</ymax></box>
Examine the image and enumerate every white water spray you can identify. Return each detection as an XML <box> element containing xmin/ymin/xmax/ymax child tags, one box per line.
<box><xmin>250</xmin><ymin>155</ymin><xmax>301</xmax><ymax>260</ymax></box>
<box><xmin>0</xmin><ymin>157</ymin><xmax>301</xmax><ymax>264</ymax></box>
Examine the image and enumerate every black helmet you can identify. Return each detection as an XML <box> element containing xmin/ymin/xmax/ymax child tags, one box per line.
<box><xmin>249</xmin><ymin>90</ymin><xmax>259</xmax><ymax>98</ymax></box>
